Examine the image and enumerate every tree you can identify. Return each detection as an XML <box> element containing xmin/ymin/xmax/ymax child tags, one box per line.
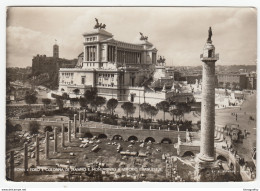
<box><xmin>106</xmin><ymin>98</ymin><xmax>118</xmax><ymax>116</ymax></box>
<box><xmin>169</xmin><ymin>109</ymin><xmax>183</xmax><ymax>122</ymax></box>
<box><xmin>149</xmin><ymin>106</ymin><xmax>159</xmax><ymax>121</ymax></box>
<box><xmin>29</xmin><ymin>121</ymin><xmax>40</xmax><ymax>135</ymax></box>
<box><xmin>79</xmin><ymin>97</ymin><xmax>88</xmax><ymax>109</ymax></box>
<box><xmin>73</xmin><ymin>88</ymin><xmax>80</xmax><ymax>95</ymax></box>
<box><xmin>62</xmin><ymin>93</ymin><xmax>69</xmax><ymax>100</ymax></box>
<box><xmin>93</xmin><ymin>96</ymin><xmax>106</xmax><ymax>111</ymax></box>
<box><xmin>121</xmin><ymin>102</ymin><xmax>136</xmax><ymax>118</ymax></box>
<box><xmin>84</xmin><ymin>88</ymin><xmax>98</xmax><ymax>111</ymax></box>
<box><xmin>175</xmin><ymin>102</ymin><xmax>191</xmax><ymax>121</ymax></box>
<box><xmin>156</xmin><ymin>101</ymin><xmax>170</xmax><ymax>121</ymax></box>
<box><xmin>140</xmin><ymin>103</ymin><xmax>151</xmax><ymax>119</ymax></box>
<box><xmin>84</xmin><ymin>87</ymin><xmax>97</xmax><ymax>102</ymax></box>
<box><xmin>42</xmin><ymin>98</ymin><xmax>51</xmax><ymax>110</ymax></box>
<box><xmin>56</xmin><ymin>97</ymin><xmax>64</xmax><ymax>111</ymax></box>
<box><xmin>25</xmin><ymin>93</ymin><xmax>37</xmax><ymax>105</ymax></box>
<box><xmin>24</xmin><ymin>93</ymin><xmax>38</xmax><ymax>113</ymax></box>
<box><xmin>70</xmin><ymin>97</ymin><xmax>79</xmax><ymax>107</ymax></box>
<box><xmin>6</xmin><ymin>119</ymin><xmax>14</xmax><ymax>135</ymax></box>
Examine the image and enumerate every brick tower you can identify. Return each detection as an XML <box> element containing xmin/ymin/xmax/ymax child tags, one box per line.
<box><xmin>53</xmin><ymin>40</ymin><xmax>59</xmax><ymax>58</ymax></box>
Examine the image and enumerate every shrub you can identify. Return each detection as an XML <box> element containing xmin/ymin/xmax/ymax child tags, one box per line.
<box><xmin>87</xmin><ymin>116</ymin><xmax>101</xmax><ymax>122</ymax></box>
<box><xmin>102</xmin><ymin>117</ymin><xmax>118</xmax><ymax>125</ymax></box>
<box><xmin>120</xmin><ymin>121</ymin><xmax>127</xmax><ymax>127</ymax></box>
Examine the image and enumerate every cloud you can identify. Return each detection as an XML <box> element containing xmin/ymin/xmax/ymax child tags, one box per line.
<box><xmin>6</xmin><ymin>7</ymin><xmax>257</xmax><ymax>67</ymax></box>
<box><xmin>7</xmin><ymin>26</ymin><xmax>56</xmax><ymax>66</ymax></box>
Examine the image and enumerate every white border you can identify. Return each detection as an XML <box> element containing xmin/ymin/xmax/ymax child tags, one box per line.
<box><xmin>0</xmin><ymin>0</ymin><xmax>259</xmax><ymax>189</ymax></box>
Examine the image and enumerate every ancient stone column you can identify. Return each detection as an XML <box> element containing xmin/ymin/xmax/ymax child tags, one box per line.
<box><xmin>79</xmin><ymin>124</ymin><xmax>82</xmax><ymax>134</ymax></box>
<box><xmin>68</xmin><ymin>120</ymin><xmax>71</xmax><ymax>142</ymax></box>
<box><xmin>84</xmin><ymin>110</ymin><xmax>86</xmax><ymax>121</ymax></box>
<box><xmin>35</xmin><ymin>135</ymin><xmax>39</xmax><ymax>166</ymax></box>
<box><xmin>214</xmin><ymin>126</ymin><xmax>219</xmax><ymax>140</ymax></box>
<box><xmin>54</xmin><ymin>127</ymin><xmax>58</xmax><ymax>153</ymax></box>
<box><xmin>79</xmin><ymin>112</ymin><xmax>81</xmax><ymax>124</ymax></box>
<box><xmin>24</xmin><ymin>143</ymin><xmax>28</xmax><ymax>175</ymax></box>
<box><xmin>45</xmin><ymin>131</ymin><xmax>49</xmax><ymax>159</ymax></box>
<box><xmin>195</xmin><ymin>28</ymin><xmax>219</xmax><ymax>182</ymax></box>
<box><xmin>198</xmin><ymin>33</ymin><xmax>219</xmax><ymax>162</ymax></box>
<box><xmin>218</xmin><ymin>127</ymin><xmax>222</xmax><ymax>139</ymax></box>
<box><xmin>9</xmin><ymin>150</ymin><xmax>14</xmax><ymax>180</ymax></box>
<box><xmin>61</xmin><ymin>124</ymin><xmax>65</xmax><ymax>147</ymax></box>
<box><xmin>186</xmin><ymin>129</ymin><xmax>190</xmax><ymax>143</ymax></box>
<box><xmin>74</xmin><ymin>114</ymin><xmax>77</xmax><ymax>137</ymax></box>
<box><xmin>219</xmin><ymin>128</ymin><xmax>224</xmax><ymax>141</ymax></box>
<box><xmin>178</xmin><ymin>134</ymin><xmax>181</xmax><ymax>144</ymax></box>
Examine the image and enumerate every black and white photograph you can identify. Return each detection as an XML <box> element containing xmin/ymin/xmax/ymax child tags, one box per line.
<box><xmin>5</xmin><ymin>6</ymin><xmax>257</xmax><ymax>183</ymax></box>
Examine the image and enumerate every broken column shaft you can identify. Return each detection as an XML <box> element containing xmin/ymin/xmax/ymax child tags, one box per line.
<box><xmin>35</xmin><ymin>135</ymin><xmax>39</xmax><ymax>166</ymax></box>
<box><xmin>24</xmin><ymin>143</ymin><xmax>28</xmax><ymax>175</ymax></box>
<box><xmin>68</xmin><ymin>120</ymin><xmax>71</xmax><ymax>142</ymax></box>
<box><xmin>74</xmin><ymin>114</ymin><xmax>77</xmax><ymax>138</ymax></box>
<box><xmin>45</xmin><ymin>131</ymin><xmax>49</xmax><ymax>159</ymax></box>
<box><xmin>54</xmin><ymin>127</ymin><xmax>58</xmax><ymax>153</ymax></box>
<box><xmin>61</xmin><ymin>124</ymin><xmax>65</xmax><ymax>147</ymax></box>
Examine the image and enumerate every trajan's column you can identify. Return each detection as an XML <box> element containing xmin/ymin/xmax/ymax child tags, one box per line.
<box><xmin>196</xmin><ymin>27</ymin><xmax>219</xmax><ymax>181</ymax></box>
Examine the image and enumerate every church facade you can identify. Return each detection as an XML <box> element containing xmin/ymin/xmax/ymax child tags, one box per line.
<box><xmin>58</xmin><ymin>21</ymin><xmax>158</xmax><ymax>102</ymax></box>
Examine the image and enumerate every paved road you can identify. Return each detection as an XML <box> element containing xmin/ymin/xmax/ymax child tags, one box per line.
<box><xmin>215</xmin><ymin>92</ymin><xmax>256</xmax><ymax>162</ymax></box>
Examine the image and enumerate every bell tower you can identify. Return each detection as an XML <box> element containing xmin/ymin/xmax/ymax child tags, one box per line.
<box><xmin>53</xmin><ymin>40</ymin><xmax>59</xmax><ymax>59</ymax></box>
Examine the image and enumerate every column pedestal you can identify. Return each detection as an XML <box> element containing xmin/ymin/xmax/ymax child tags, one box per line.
<box><xmin>195</xmin><ymin>156</ymin><xmax>220</xmax><ymax>182</ymax></box>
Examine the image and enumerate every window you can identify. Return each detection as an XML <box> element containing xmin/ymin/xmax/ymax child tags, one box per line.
<box><xmin>208</xmin><ymin>50</ymin><xmax>213</xmax><ymax>57</ymax></box>
<box><xmin>81</xmin><ymin>77</ymin><xmax>85</xmax><ymax>84</ymax></box>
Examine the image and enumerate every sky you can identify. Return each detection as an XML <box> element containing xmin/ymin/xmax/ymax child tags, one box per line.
<box><xmin>6</xmin><ymin>7</ymin><xmax>257</xmax><ymax>68</ymax></box>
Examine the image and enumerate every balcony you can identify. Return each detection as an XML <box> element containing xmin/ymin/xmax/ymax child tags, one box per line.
<box><xmin>200</xmin><ymin>53</ymin><xmax>219</xmax><ymax>61</ymax></box>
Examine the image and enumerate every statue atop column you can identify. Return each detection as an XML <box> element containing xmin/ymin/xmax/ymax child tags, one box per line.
<box><xmin>94</xmin><ymin>18</ymin><xmax>106</xmax><ymax>29</ymax></box>
<box><xmin>207</xmin><ymin>27</ymin><xmax>212</xmax><ymax>42</ymax></box>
